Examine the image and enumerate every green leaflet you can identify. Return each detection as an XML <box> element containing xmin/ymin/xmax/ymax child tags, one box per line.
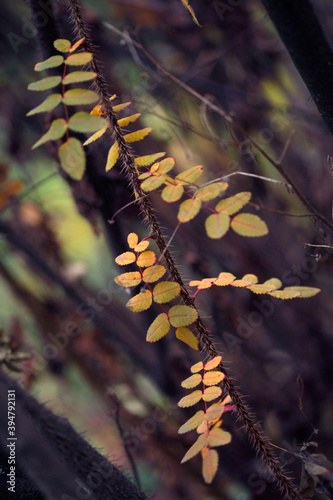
<box><xmin>34</xmin><ymin>55</ymin><xmax>64</xmax><ymax>72</ymax></box>
<box><xmin>62</xmin><ymin>89</ymin><xmax>99</xmax><ymax>106</ymax></box>
<box><xmin>68</xmin><ymin>112</ymin><xmax>107</xmax><ymax>133</ymax></box>
<box><xmin>32</xmin><ymin>119</ymin><xmax>67</xmax><ymax>149</ymax></box>
<box><xmin>28</xmin><ymin>76</ymin><xmax>61</xmax><ymax>91</ymax></box>
<box><xmin>26</xmin><ymin>94</ymin><xmax>62</xmax><ymax>116</ymax></box>
<box><xmin>58</xmin><ymin>137</ymin><xmax>86</xmax><ymax>181</ymax></box>
<box><xmin>62</xmin><ymin>71</ymin><xmax>97</xmax><ymax>85</ymax></box>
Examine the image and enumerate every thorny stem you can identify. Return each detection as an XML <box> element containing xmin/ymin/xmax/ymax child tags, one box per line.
<box><xmin>67</xmin><ymin>2</ymin><xmax>301</xmax><ymax>498</ymax></box>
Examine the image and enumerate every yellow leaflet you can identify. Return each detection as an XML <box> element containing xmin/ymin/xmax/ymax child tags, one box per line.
<box><xmin>181</xmin><ymin>373</ymin><xmax>202</xmax><ymax>389</ymax></box>
<box><xmin>136</xmin><ymin>251</ymin><xmax>156</xmax><ymax>268</ymax></box>
<box><xmin>231</xmin><ymin>213</ymin><xmax>268</xmax><ymax>237</ymax></box>
<box><xmin>114</xmin><ymin>271</ymin><xmax>142</xmax><ymax>287</ymax></box>
<box><xmin>169</xmin><ymin>305</ymin><xmax>198</xmax><ymax>327</ymax></box>
<box><xmin>195</xmin><ymin>182</ymin><xmax>228</xmax><ymax>202</ymax></box>
<box><xmin>202</xmin><ymin>448</ymin><xmax>218</xmax><ymax>484</ymax></box>
<box><xmin>124</xmin><ymin>127</ymin><xmax>152</xmax><ymax>143</ymax></box>
<box><xmin>203</xmin><ymin>371</ymin><xmax>225</xmax><ymax>386</ymax></box>
<box><xmin>106</xmin><ymin>143</ymin><xmax>119</xmax><ymax>171</ymax></box>
<box><xmin>178</xmin><ymin>198</ymin><xmax>202</xmax><ymax>223</ymax></box>
<box><xmin>142</xmin><ymin>265</ymin><xmax>166</xmax><ymax>283</ymax></box>
<box><xmin>204</xmin><ymin>356</ymin><xmax>222</xmax><ymax>371</ymax></box>
<box><xmin>126</xmin><ymin>290</ymin><xmax>152</xmax><ymax>312</ymax></box>
<box><xmin>178</xmin><ymin>411</ymin><xmax>205</xmax><ymax>434</ymax></box>
<box><xmin>178</xmin><ymin>390</ymin><xmax>203</xmax><ymax>408</ymax></box>
<box><xmin>146</xmin><ymin>313</ymin><xmax>170</xmax><ymax>342</ymax></box>
<box><xmin>175</xmin><ymin>327</ymin><xmax>199</xmax><ymax>350</ymax></box>
<box><xmin>205</xmin><ymin>212</ymin><xmax>230</xmax><ymax>239</ymax></box>
<box><xmin>115</xmin><ymin>251</ymin><xmax>136</xmax><ymax>266</ymax></box>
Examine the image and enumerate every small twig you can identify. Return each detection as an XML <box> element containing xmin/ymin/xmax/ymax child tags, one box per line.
<box><xmin>107</xmin><ymin>390</ymin><xmax>141</xmax><ymax>490</ymax></box>
<box><xmin>303</xmin><ymin>243</ymin><xmax>333</xmax><ymax>249</ymax></box>
<box><xmin>277</xmin><ymin>130</ymin><xmax>295</xmax><ymax>165</ymax></box>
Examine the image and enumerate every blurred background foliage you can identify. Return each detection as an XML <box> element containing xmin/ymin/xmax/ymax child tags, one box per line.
<box><xmin>1</xmin><ymin>0</ymin><xmax>333</xmax><ymax>498</ymax></box>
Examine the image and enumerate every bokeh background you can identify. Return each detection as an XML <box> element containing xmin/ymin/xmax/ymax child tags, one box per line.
<box><xmin>1</xmin><ymin>0</ymin><xmax>333</xmax><ymax>498</ymax></box>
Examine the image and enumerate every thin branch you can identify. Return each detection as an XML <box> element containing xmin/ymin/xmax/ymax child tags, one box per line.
<box><xmin>107</xmin><ymin>390</ymin><xmax>141</xmax><ymax>490</ymax></box>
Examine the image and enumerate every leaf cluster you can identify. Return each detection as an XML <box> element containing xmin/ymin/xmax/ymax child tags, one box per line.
<box><xmin>114</xmin><ymin>233</ymin><xmax>199</xmax><ymax>347</ymax></box>
<box><xmin>27</xmin><ymin>38</ymin><xmax>103</xmax><ymax>180</ymax></box>
<box><xmin>190</xmin><ymin>274</ymin><xmax>320</xmax><ymax>300</ymax></box>
<box><xmin>137</xmin><ymin>160</ymin><xmax>269</xmax><ymax>239</ymax></box>
<box><xmin>178</xmin><ymin>356</ymin><xmax>233</xmax><ymax>484</ymax></box>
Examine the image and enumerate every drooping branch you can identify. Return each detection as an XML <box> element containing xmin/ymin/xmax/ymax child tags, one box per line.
<box><xmin>65</xmin><ymin>1</ymin><xmax>301</xmax><ymax>498</ymax></box>
<box><xmin>261</xmin><ymin>0</ymin><xmax>333</xmax><ymax>136</ymax></box>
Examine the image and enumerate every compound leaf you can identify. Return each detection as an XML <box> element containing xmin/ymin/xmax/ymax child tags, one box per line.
<box><xmin>58</xmin><ymin>137</ymin><xmax>86</xmax><ymax>181</ymax></box>
<box><xmin>146</xmin><ymin>313</ymin><xmax>170</xmax><ymax>342</ymax></box>
<box><xmin>231</xmin><ymin>213</ymin><xmax>268</xmax><ymax>237</ymax></box>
